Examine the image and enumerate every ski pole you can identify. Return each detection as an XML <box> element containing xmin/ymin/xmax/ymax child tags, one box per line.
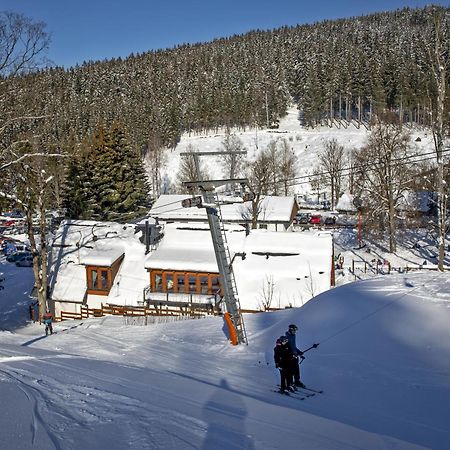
<box><xmin>301</xmin><ymin>343</ymin><xmax>319</xmax><ymax>354</ymax></box>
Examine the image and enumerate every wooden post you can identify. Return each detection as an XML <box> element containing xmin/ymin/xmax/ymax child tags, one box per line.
<box><xmin>357</xmin><ymin>209</ymin><xmax>362</xmax><ymax>247</ymax></box>
<box><xmin>331</xmin><ymin>246</ymin><xmax>336</xmax><ymax>287</ymax></box>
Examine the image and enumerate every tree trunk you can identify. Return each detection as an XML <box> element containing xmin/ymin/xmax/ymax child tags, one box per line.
<box><xmin>25</xmin><ymin>208</ymin><xmax>47</xmax><ymax>320</ymax></box>
<box><xmin>38</xmin><ymin>200</ymin><xmax>49</xmax><ymax>318</ymax></box>
<box><xmin>251</xmin><ymin>195</ymin><xmax>260</xmax><ymax>229</ymax></box>
<box><xmin>388</xmin><ymin>197</ymin><xmax>396</xmax><ymax>253</ymax></box>
<box><xmin>430</xmin><ymin>12</ymin><xmax>448</xmax><ymax>271</ymax></box>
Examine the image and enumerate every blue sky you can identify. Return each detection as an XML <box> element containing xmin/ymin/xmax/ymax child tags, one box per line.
<box><xmin>2</xmin><ymin>1</ymin><xmax>447</xmax><ymax>68</ymax></box>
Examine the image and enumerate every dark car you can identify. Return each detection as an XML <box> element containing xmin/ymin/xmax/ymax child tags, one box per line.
<box><xmin>16</xmin><ymin>255</ymin><xmax>33</xmax><ymax>267</ymax></box>
<box><xmin>324</xmin><ymin>216</ymin><xmax>336</xmax><ymax>226</ymax></box>
<box><xmin>294</xmin><ymin>213</ymin><xmax>310</xmax><ymax>224</ymax></box>
<box><xmin>6</xmin><ymin>251</ymin><xmax>32</xmax><ymax>263</ymax></box>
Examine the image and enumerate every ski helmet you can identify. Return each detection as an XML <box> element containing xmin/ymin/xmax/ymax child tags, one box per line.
<box><xmin>288</xmin><ymin>324</ymin><xmax>298</xmax><ymax>332</ymax></box>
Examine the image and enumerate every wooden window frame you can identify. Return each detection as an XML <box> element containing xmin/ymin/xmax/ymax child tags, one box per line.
<box><xmin>149</xmin><ymin>270</ymin><xmax>222</xmax><ymax>295</ymax></box>
<box><xmin>86</xmin><ymin>266</ymin><xmax>112</xmax><ymax>296</ymax></box>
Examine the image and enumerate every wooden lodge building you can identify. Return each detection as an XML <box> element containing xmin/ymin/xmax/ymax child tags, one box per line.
<box><xmin>49</xmin><ymin>212</ymin><xmax>333</xmax><ymax>320</ymax></box>
<box><xmin>148</xmin><ymin>194</ymin><xmax>299</xmax><ymax>232</ymax></box>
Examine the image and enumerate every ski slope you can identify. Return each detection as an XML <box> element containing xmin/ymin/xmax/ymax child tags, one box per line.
<box><xmin>161</xmin><ymin>105</ymin><xmax>433</xmax><ymax>197</ymax></box>
<box><xmin>0</xmin><ymin>268</ymin><xmax>449</xmax><ymax>449</ymax></box>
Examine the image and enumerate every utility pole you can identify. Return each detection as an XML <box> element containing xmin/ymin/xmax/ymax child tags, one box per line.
<box><xmin>181</xmin><ymin>150</ymin><xmax>248</xmax><ymax>345</ymax></box>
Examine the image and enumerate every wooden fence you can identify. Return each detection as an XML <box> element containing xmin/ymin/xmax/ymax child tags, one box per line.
<box><xmin>57</xmin><ymin>303</ymin><xmax>286</xmax><ymax>322</ymax></box>
<box><xmin>349</xmin><ymin>259</ymin><xmax>450</xmax><ymax>276</ymax></box>
<box><xmin>58</xmin><ymin>303</ymin><xmax>220</xmax><ymax>322</ymax></box>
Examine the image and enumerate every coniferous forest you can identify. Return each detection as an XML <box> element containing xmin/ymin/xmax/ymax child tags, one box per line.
<box><xmin>2</xmin><ymin>5</ymin><xmax>448</xmax><ymax>154</ymax></box>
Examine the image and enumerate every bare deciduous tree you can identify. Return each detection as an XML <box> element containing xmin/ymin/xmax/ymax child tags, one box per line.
<box><xmin>355</xmin><ymin>119</ymin><xmax>413</xmax><ymax>252</ymax></box>
<box><xmin>257</xmin><ymin>275</ymin><xmax>276</xmax><ymax>311</ymax></box>
<box><xmin>0</xmin><ymin>12</ymin><xmax>56</xmax><ymax>319</ymax></box>
<box><xmin>1</xmin><ymin>142</ymin><xmax>63</xmax><ymax>319</ymax></box>
<box><xmin>318</xmin><ymin>139</ymin><xmax>346</xmax><ymax>209</ymax></box>
<box><xmin>219</xmin><ymin>131</ymin><xmax>246</xmax><ymax>180</ymax></box>
<box><xmin>243</xmin><ymin>146</ymin><xmax>274</xmax><ymax>228</ymax></box>
<box><xmin>423</xmin><ymin>9</ymin><xmax>449</xmax><ymax>270</ymax></box>
<box><xmin>278</xmin><ymin>138</ymin><xmax>298</xmax><ymax>196</ymax></box>
<box><xmin>176</xmin><ymin>144</ymin><xmax>208</xmax><ymax>194</ymax></box>
<box><xmin>309</xmin><ymin>167</ymin><xmax>326</xmax><ymax>204</ymax></box>
<box><xmin>144</xmin><ymin>134</ymin><xmax>166</xmax><ymax>198</ymax></box>
<box><xmin>0</xmin><ymin>11</ymin><xmax>50</xmax><ymax>76</ymax></box>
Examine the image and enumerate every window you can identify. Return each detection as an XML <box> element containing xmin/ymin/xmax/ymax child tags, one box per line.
<box><xmin>101</xmin><ymin>270</ymin><xmax>108</xmax><ymax>289</ymax></box>
<box><xmin>199</xmin><ymin>275</ymin><xmax>208</xmax><ymax>294</ymax></box>
<box><xmin>210</xmin><ymin>276</ymin><xmax>221</xmax><ymax>294</ymax></box>
<box><xmin>152</xmin><ymin>272</ymin><xmax>163</xmax><ymax>292</ymax></box>
<box><xmin>177</xmin><ymin>273</ymin><xmax>186</xmax><ymax>292</ymax></box>
<box><xmin>92</xmin><ymin>270</ymin><xmax>98</xmax><ymax>289</ymax></box>
<box><xmin>87</xmin><ymin>267</ymin><xmax>111</xmax><ymax>294</ymax></box>
<box><xmin>149</xmin><ymin>270</ymin><xmax>222</xmax><ymax>296</ymax></box>
<box><xmin>165</xmin><ymin>273</ymin><xmax>174</xmax><ymax>291</ymax></box>
<box><xmin>188</xmin><ymin>275</ymin><xmax>197</xmax><ymax>292</ymax></box>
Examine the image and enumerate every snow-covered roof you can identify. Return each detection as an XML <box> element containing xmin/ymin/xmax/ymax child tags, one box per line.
<box><xmin>50</xmin><ymin>219</ymin><xmax>332</xmax><ymax>310</ymax></box>
<box><xmin>145</xmin><ymin>222</ymin><xmax>332</xmax><ymax>309</ymax></box>
<box><xmin>49</xmin><ymin>220</ymin><xmax>148</xmax><ymax>305</ymax></box>
<box><xmin>335</xmin><ymin>192</ymin><xmax>357</xmax><ymax>212</ymax></box>
<box><xmin>148</xmin><ymin>194</ymin><xmax>297</xmax><ymax>223</ymax></box>
<box><xmin>80</xmin><ymin>249</ymin><xmax>124</xmax><ymax>267</ymax></box>
<box><xmin>144</xmin><ymin>222</ymin><xmax>245</xmax><ymax>273</ymax></box>
<box><xmin>234</xmin><ymin>229</ymin><xmax>333</xmax><ymax>308</ymax></box>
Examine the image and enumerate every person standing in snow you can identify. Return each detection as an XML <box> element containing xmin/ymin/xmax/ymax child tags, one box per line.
<box><xmin>274</xmin><ymin>336</ymin><xmax>294</xmax><ymax>393</ymax></box>
<box><xmin>42</xmin><ymin>310</ymin><xmax>53</xmax><ymax>336</ymax></box>
<box><xmin>285</xmin><ymin>324</ymin><xmax>305</xmax><ymax>388</ymax></box>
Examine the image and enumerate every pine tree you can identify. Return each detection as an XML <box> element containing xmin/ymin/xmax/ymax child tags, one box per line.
<box><xmin>63</xmin><ymin>123</ymin><xmax>150</xmax><ymax>222</ymax></box>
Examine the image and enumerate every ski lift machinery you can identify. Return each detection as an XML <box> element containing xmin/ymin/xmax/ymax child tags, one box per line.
<box><xmin>180</xmin><ymin>149</ymin><xmax>250</xmax><ymax>345</ymax></box>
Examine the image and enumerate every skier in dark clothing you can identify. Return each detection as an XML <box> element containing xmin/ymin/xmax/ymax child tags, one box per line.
<box><xmin>285</xmin><ymin>324</ymin><xmax>305</xmax><ymax>388</ymax></box>
<box><xmin>274</xmin><ymin>336</ymin><xmax>294</xmax><ymax>393</ymax></box>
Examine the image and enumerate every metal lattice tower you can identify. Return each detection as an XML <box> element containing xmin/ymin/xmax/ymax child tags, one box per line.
<box><xmin>181</xmin><ymin>150</ymin><xmax>248</xmax><ymax>345</ymax></box>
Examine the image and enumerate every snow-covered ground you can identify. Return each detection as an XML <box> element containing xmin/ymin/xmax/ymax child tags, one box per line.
<box><xmin>1</xmin><ymin>247</ymin><xmax>449</xmax><ymax>449</ymax></box>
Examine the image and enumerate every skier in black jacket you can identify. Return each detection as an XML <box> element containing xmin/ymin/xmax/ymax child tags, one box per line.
<box><xmin>285</xmin><ymin>324</ymin><xmax>305</xmax><ymax>388</ymax></box>
<box><xmin>274</xmin><ymin>336</ymin><xmax>294</xmax><ymax>393</ymax></box>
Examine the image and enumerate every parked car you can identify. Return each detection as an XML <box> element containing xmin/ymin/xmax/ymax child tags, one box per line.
<box><xmin>309</xmin><ymin>214</ymin><xmax>322</xmax><ymax>225</ymax></box>
<box><xmin>294</xmin><ymin>213</ymin><xmax>311</xmax><ymax>224</ymax></box>
<box><xmin>324</xmin><ymin>216</ymin><xmax>336</xmax><ymax>226</ymax></box>
<box><xmin>1</xmin><ymin>220</ymin><xmax>16</xmax><ymax>227</ymax></box>
<box><xmin>16</xmin><ymin>255</ymin><xmax>33</xmax><ymax>267</ymax></box>
<box><xmin>6</xmin><ymin>251</ymin><xmax>32</xmax><ymax>263</ymax></box>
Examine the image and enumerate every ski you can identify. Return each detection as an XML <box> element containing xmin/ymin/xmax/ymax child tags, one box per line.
<box><xmin>271</xmin><ymin>389</ymin><xmax>306</xmax><ymax>400</ymax></box>
<box><xmin>276</xmin><ymin>384</ymin><xmax>315</xmax><ymax>397</ymax></box>
<box><xmin>301</xmin><ymin>386</ymin><xmax>323</xmax><ymax>394</ymax></box>
<box><xmin>294</xmin><ymin>388</ymin><xmax>315</xmax><ymax>397</ymax></box>
<box><xmin>272</xmin><ymin>389</ymin><xmax>306</xmax><ymax>400</ymax></box>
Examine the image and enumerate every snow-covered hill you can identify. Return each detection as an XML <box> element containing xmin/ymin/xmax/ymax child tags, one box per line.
<box><xmin>162</xmin><ymin>106</ymin><xmax>434</xmax><ymax>197</ymax></box>
<box><xmin>0</xmin><ymin>268</ymin><xmax>449</xmax><ymax>449</ymax></box>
